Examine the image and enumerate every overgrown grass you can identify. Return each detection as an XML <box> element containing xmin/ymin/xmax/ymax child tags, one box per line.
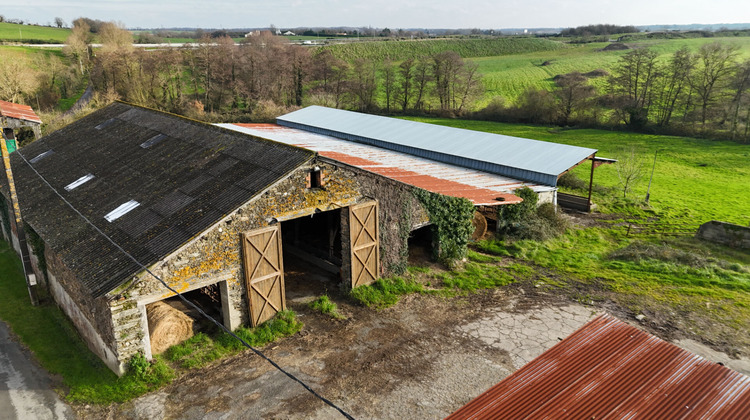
<box><xmin>350</xmin><ymin>277</ymin><xmax>424</xmax><ymax>308</ymax></box>
<box><xmin>164</xmin><ymin>310</ymin><xmax>302</xmax><ymax>369</ymax></box>
<box><xmin>309</xmin><ymin>295</ymin><xmax>345</xmax><ymax>319</ymax></box>
<box><xmin>438</xmin><ymin>261</ymin><xmax>516</xmax><ymax>292</ymax></box>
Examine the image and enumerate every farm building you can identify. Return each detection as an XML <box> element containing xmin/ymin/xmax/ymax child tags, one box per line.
<box><xmin>447</xmin><ymin>314</ymin><xmax>750</xmax><ymax>419</ymax></box>
<box><xmin>1</xmin><ymin>103</ymin><xmax>598</xmax><ymax>374</ymax></box>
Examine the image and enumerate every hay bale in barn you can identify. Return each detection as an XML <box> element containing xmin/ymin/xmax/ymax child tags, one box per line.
<box><xmin>147</xmin><ymin>301</ymin><xmax>195</xmax><ymax>354</ymax></box>
<box><xmin>471</xmin><ymin>211</ymin><xmax>488</xmax><ymax>241</ymax></box>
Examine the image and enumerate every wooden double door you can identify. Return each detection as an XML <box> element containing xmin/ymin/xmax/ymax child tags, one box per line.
<box><xmin>242</xmin><ymin>201</ymin><xmax>380</xmax><ymax>326</ymax></box>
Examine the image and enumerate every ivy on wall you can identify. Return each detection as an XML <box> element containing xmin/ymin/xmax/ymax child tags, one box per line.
<box><xmin>413</xmin><ymin>189</ymin><xmax>475</xmax><ymax>265</ymax></box>
<box><xmin>496</xmin><ymin>187</ymin><xmax>537</xmax><ymax>234</ymax></box>
<box><xmin>24</xmin><ymin>224</ymin><xmax>47</xmax><ymax>280</ymax></box>
<box><xmin>0</xmin><ymin>197</ymin><xmax>11</xmax><ymax>239</ymax></box>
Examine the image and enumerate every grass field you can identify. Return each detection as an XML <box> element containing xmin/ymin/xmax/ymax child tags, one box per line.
<box><xmin>321</xmin><ymin>37</ymin><xmax>566</xmax><ymax>62</ymax></box>
<box><xmin>0</xmin><ymin>22</ymin><xmax>71</xmax><ymax>43</ymax></box>
<box><xmin>473</xmin><ymin>36</ymin><xmax>750</xmax><ymax>104</ymax></box>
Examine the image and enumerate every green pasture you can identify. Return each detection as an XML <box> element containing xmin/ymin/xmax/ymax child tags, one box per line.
<box><xmin>404</xmin><ymin>118</ymin><xmax>750</xmax><ymax>226</ymax></box>
<box><xmin>473</xmin><ymin>36</ymin><xmax>750</xmax><ymax>104</ymax></box>
<box><xmin>0</xmin><ymin>22</ymin><xmax>70</xmax><ymax>43</ymax></box>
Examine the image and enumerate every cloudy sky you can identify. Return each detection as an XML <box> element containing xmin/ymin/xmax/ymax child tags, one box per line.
<box><xmin>6</xmin><ymin>0</ymin><xmax>750</xmax><ymax>29</ymax></box>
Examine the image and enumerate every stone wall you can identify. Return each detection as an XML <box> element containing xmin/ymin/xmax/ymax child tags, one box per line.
<box><xmin>44</xmin><ymin>247</ymin><xmax>122</xmax><ymax>373</ymax></box>
<box><xmin>697</xmin><ymin>221</ymin><xmax>750</xmax><ymax>249</ymax></box>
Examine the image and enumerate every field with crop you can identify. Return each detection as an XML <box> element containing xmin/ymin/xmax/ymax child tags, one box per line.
<box><xmin>321</xmin><ymin>37</ymin><xmax>567</xmax><ymax>62</ymax></box>
<box><xmin>0</xmin><ymin>22</ymin><xmax>70</xmax><ymax>43</ymax></box>
<box><xmin>473</xmin><ymin>36</ymin><xmax>750</xmax><ymax>104</ymax></box>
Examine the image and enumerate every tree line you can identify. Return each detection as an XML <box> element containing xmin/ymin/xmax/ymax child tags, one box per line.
<box><xmin>64</xmin><ymin>21</ymin><xmax>482</xmax><ymax>120</ymax></box>
<box><xmin>479</xmin><ymin>42</ymin><xmax>750</xmax><ymax>142</ymax></box>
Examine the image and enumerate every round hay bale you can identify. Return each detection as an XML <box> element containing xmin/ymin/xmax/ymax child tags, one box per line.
<box><xmin>471</xmin><ymin>211</ymin><xmax>488</xmax><ymax>241</ymax></box>
<box><xmin>147</xmin><ymin>301</ymin><xmax>194</xmax><ymax>354</ymax></box>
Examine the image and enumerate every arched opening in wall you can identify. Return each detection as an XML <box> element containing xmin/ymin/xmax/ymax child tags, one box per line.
<box><xmin>146</xmin><ymin>283</ymin><xmax>224</xmax><ymax>355</ymax></box>
<box><xmin>280</xmin><ymin>208</ymin><xmax>342</xmax><ymax>304</ymax></box>
<box><xmin>407</xmin><ymin>224</ymin><xmax>434</xmax><ymax>266</ymax></box>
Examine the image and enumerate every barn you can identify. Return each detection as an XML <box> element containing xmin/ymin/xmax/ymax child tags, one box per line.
<box><xmin>1</xmin><ymin>103</ymin><xmax>598</xmax><ymax>374</ymax></box>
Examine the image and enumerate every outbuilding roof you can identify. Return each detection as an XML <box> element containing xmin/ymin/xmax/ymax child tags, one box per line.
<box><xmin>220</xmin><ymin>123</ymin><xmax>556</xmax><ymax>206</ymax></box>
<box><xmin>277</xmin><ymin>106</ymin><xmax>597</xmax><ymax>187</ymax></box>
<box><xmin>3</xmin><ymin>102</ymin><xmax>313</xmax><ymax>297</ymax></box>
<box><xmin>447</xmin><ymin>314</ymin><xmax>750</xmax><ymax>419</ymax></box>
<box><xmin>0</xmin><ymin>100</ymin><xmax>41</xmax><ymax>124</ymax></box>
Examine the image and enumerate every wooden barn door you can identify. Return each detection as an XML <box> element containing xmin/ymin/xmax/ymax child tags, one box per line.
<box><xmin>349</xmin><ymin>200</ymin><xmax>380</xmax><ymax>288</ymax></box>
<box><xmin>243</xmin><ymin>225</ymin><xmax>286</xmax><ymax>327</ymax></box>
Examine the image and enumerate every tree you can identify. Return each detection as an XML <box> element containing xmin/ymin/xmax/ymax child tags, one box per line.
<box><xmin>63</xmin><ymin>20</ymin><xmax>91</xmax><ymax>74</ymax></box>
<box><xmin>0</xmin><ymin>52</ymin><xmax>38</xmax><ymax>104</ymax></box>
<box><xmin>652</xmin><ymin>46</ymin><xmax>695</xmax><ymax>127</ymax></box>
<box><xmin>553</xmin><ymin>72</ymin><xmax>595</xmax><ymax>125</ymax></box>
<box><xmin>381</xmin><ymin>59</ymin><xmax>396</xmax><ymax>112</ymax></box>
<box><xmin>727</xmin><ymin>60</ymin><xmax>750</xmax><ymax>140</ymax></box>
<box><xmin>691</xmin><ymin>42</ymin><xmax>739</xmax><ymax>129</ymax></box>
<box><xmin>615</xmin><ymin>146</ymin><xmax>645</xmax><ymax>198</ymax></box>
<box><xmin>54</xmin><ymin>17</ymin><xmax>65</xmax><ymax>28</ymax></box>
<box><xmin>609</xmin><ymin>48</ymin><xmax>659</xmax><ymax>127</ymax></box>
<box><xmin>397</xmin><ymin>58</ymin><xmax>415</xmax><ymax>112</ymax></box>
<box><xmin>348</xmin><ymin>58</ymin><xmax>378</xmax><ymax>112</ymax></box>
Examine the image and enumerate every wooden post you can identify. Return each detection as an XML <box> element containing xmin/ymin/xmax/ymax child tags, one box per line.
<box><xmin>1</xmin><ymin>120</ymin><xmax>39</xmax><ymax>305</ymax></box>
<box><xmin>587</xmin><ymin>153</ymin><xmax>596</xmax><ymax>213</ymax></box>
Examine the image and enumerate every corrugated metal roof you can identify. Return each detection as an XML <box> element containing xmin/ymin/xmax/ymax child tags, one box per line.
<box><xmin>220</xmin><ymin>124</ymin><xmax>556</xmax><ymax>206</ymax></box>
<box><xmin>0</xmin><ymin>100</ymin><xmax>41</xmax><ymax>124</ymax></box>
<box><xmin>446</xmin><ymin>314</ymin><xmax>750</xmax><ymax>419</ymax></box>
<box><xmin>3</xmin><ymin>102</ymin><xmax>313</xmax><ymax>297</ymax></box>
<box><xmin>276</xmin><ymin>106</ymin><xmax>596</xmax><ymax>187</ymax></box>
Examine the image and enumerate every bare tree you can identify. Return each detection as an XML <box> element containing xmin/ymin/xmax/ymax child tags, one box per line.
<box><xmin>348</xmin><ymin>58</ymin><xmax>378</xmax><ymax>112</ymax></box>
<box><xmin>0</xmin><ymin>52</ymin><xmax>38</xmax><ymax>104</ymax></box>
<box><xmin>397</xmin><ymin>58</ymin><xmax>415</xmax><ymax>112</ymax></box>
<box><xmin>63</xmin><ymin>20</ymin><xmax>91</xmax><ymax>74</ymax></box>
<box><xmin>609</xmin><ymin>48</ymin><xmax>659</xmax><ymax>127</ymax></box>
<box><xmin>691</xmin><ymin>42</ymin><xmax>739</xmax><ymax>129</ymax></box>
<box><xmin>652</xmin><ymin>46</ymin><xmax>695</xmax><ymax>127</ymax></box>
<box><xmin>616</xmin><ymin>146</ymin><xmax>646</xmax><ymax>198</ymax></box>
<box><xmin>54</xmin><ymin>17</ymin><xmax>65</xmax><ymax>28</ymax></box>
<box><xmin>553</xmin><ymin>72</ymin><xmax>596</xmax><ymax>125</ymax></box>
<box><xmin>381</xmin><ymin>59</ymin><xmax>396</xmax><ymax>112</ymax></box>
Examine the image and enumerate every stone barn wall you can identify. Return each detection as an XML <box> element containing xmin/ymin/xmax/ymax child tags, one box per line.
<box><xmin>697</xmin><ymin>221</ymin><xmax>750</xmax><ymax>249</ymax></box>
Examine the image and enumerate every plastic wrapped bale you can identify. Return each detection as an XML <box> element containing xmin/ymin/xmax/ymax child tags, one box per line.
<box><xmin>147</xmin><ymin>301</ymin><xmax>195</xmax><ymax>354</ymax></box>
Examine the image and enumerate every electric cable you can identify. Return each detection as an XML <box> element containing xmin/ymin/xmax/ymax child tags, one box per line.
<box><xmin>17</xmin><ymin>151</ymin><xmax>355</xmax><ymax>420</ymax></box>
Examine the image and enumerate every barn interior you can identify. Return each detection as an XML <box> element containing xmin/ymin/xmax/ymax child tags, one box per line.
<box><xmin>280</xmin><ymin>208</ymin><xmax>342</xmax><ymax>302</ymax></box>
<box><xmin>146</xmin><ymin>284</ymin><xmax>225</xmax><ymax>354</ymax></box>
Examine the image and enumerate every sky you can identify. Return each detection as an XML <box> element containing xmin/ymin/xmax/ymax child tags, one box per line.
<box><xmin>6</xmin><ymin>0</ymin><xmax>750</xmax><ymax>30</ymax></box>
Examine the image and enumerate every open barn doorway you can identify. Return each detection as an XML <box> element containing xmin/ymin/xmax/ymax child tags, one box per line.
<box><xmin>408</xmin><ymin>224</ymin><xmax>434</xmax><ymax>266</ymax></box>
<box><xmin>146</xmin><ymin>283</ymin><xmax>224</xmax><ymax>355</ymax></box>
<box><xmin>280</xmin><ymin>208</ymin><xmax>342</xmax><ymax>304</ymax></box>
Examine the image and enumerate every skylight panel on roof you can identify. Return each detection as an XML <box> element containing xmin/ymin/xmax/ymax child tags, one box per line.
<box><xmin>104</xmin><ymin>200</ymin><xmax>140</xmax><ymax>222</ymax></box>
<box><xmin>140</xmin><ymin>133</ymin><xmax>167</xmax><ymax>149</ymax></box>
<box><xmin>95</xmin><ymin>118</ymin><xmax>116</xmax><ymax>130</ymax></box>
<box><xmin>29</xmin><ymin>150</ymin><xmax>54</xmax><ymax>164</ymax></box>
<box><xmin>64</xmin><ymin>174</ymin><xmax>95</xmax><ymax>191</ymax></box>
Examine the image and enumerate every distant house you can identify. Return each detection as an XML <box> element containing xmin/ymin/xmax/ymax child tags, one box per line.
<box><xmin>0</xmin><ymin>100</ymin><xmax>42</xmax><ymax>150</ymax></box>
<box><xmin>282</xmin><ymin>31</ymin><xmax>295</xmax><ymax>36</ymax></box>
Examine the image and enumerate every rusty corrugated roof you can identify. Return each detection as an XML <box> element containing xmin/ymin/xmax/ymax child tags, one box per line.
<box><xmin>447</xmin><ymin>314</ymin><xmax>750</xmax><ymax>419</ymax></box>
<box><xmin>0</xmin><ymin>100</ymin><xmax>41</xmax><ymax>124</ymax></box>
<box><xmin>220</xmin><ymin>123</ymin><xmax>557</xmax><ymax>206</ymax></box>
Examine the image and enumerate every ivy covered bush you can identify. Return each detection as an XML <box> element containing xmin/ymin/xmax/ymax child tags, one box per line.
<box><xmin>413</xmin><ymin>189</ymin><xmax>475</xmax><ymax>265</ymax></box>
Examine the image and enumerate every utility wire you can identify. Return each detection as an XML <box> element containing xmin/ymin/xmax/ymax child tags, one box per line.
<box><xmin>17</xmin><ymin>151</ymin><xmax>355</xmax><ymax>420</ymax></box>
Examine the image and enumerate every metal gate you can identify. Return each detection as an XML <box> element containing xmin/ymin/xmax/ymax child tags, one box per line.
<box><xmin>243</xmin><ymin>225</ymin><xmax>286</xmax><ymax>327</ymax></box>
<box><xmin>349</xmin><ymin>200</ymin><xmax>380</xmax><ymax>288</ymax></box>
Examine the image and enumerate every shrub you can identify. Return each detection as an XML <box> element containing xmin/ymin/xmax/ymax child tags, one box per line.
<box><xmin>558</xmin><ymin>171</ymin><xmax>587</xmax><ymax>191</ymax></box>
<box><xmin>309</xmin><ymin>295</ymin><xmax>344</xmax><ymax>319</ymax></box>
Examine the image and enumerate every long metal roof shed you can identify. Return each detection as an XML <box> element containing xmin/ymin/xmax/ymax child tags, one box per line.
<box><xmin>276</xmin><ymin>106</ymin><xmax>597</xmax><ymax>187</ymax></box>
<box><xmin>447</xmin><ymin>314</ymin><xmax>750</xmax><ymax>419</ymax></box>
<box><xmin>219</xmin><ymin>123</ymin><xmax>557</xmax><ymax>206</ymax></box>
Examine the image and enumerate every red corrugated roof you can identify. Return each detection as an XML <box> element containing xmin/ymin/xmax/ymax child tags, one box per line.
<box><xmin>0</xmin><ymin>100</ymin><xmax>41</xmax><ymax>124</ymax></box>
<box><xmin>230</xmin><ymin>123</ymin><xmax>540</xmax><ymax>206</ymax></box>
<box><xmin>447</xmin><ymin>314</ymin><xmax>750</xmax><ymax>419</ymax></box>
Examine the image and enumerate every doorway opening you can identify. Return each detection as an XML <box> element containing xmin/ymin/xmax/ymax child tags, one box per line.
<box><xmin>407</xmin><ymin>224</ymin><xmax>434</xmax><ymax>266</ymax></box>
<box><xmin>280</xmin><ymin>208</ymin><xmax>342</xmax><ymax>303</ymax></box>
